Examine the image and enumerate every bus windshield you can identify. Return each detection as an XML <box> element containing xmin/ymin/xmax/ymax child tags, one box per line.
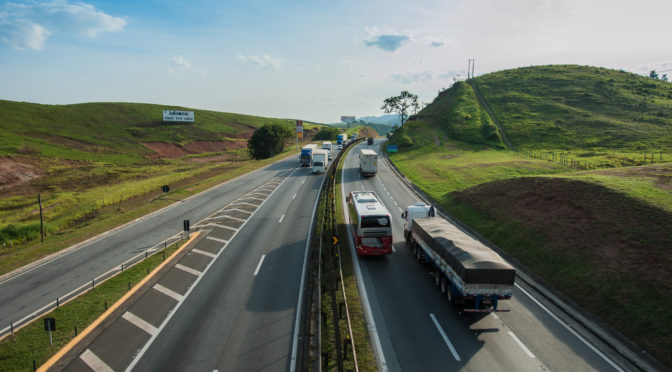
<box><xmin>361</xmin><ymin>216</ymin><xmax>390</xmax><ymax>228</ymax></box>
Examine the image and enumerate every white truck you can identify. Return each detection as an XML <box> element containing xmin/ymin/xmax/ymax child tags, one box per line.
<box><xmin>322</xmin><ymin>141</ymin><xmax>332</xmax><ymax>160</ymax></box>
<box><xmin>312</xmin><ymin>149</ymin><xmax>329</xmax><ymax>174</ymax></box>
<box><xmin>402</xmin><ymin>202</ymin><xmax>515</xmax><ymax>312</ymax></box>
<box><xmin>359</xmin><ymin>149</ymin><xmax>377</xmax><ymax>177</ymax></box>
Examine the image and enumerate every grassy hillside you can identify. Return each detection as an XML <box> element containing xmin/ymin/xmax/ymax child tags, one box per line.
<box><xmin>475</xmin><ymin>65</ymin><xmax>672</xmax><ymax>151</ymax></box>
<box><xmin>388</xmin><ymin>64</ymin><xmax>672</xmax><ymax>367</ymax></box>
<box><xmin>0</xmin><ymin>100</ymin><xmax>322</xmax><ymax>270</ymax></box>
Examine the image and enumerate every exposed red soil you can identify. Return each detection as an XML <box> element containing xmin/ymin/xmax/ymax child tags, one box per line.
<box><xmin>452</xmin><ymin>177</ymin><xmax>672</xmax><ymax>293</ymax></box>
<box><xmin>357</xmin><ymin>127</ymin><xmax>378</xmax><ymax>138</ymax></box>
<box><xmin>0</xmin><ymin>157</ymin><xmax>41</xmax><ymax>186</ymax></box>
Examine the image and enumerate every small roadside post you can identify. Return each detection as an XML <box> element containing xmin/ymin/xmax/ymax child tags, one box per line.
<box><xmin>183</xmin><ymin>219</ymin><xmax>190</xmax><ymax>238</ymax></box>
<box><xmin>44</xmin><ymin>318</ymin><xmax>56</xmax><ymax>345</ymax></box>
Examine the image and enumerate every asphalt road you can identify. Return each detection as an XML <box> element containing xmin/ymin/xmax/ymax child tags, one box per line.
<box><xmin>129</xmin><ymin>161</ymin><xmax>327</xmax><ymax>371</ymax></box>
<box><xmin>341</xmin><ymin>139</ymin><xmax>635</xmax><ymax>372</ymax></box>
<box><xmin>0</xmin><ymin>155</ymin><xmax>304</xmax><ymax>336</ymax></box>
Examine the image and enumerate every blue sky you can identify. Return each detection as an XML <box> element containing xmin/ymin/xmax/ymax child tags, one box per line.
<box><xmin>2</xmin><ymin>0</ymin><xmax>672</xmax><ymax>123</ymax></box>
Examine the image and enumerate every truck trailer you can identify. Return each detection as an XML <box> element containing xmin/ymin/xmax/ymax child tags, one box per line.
<box><xmin>402</xmin><ymin>203</ymin><xmax>515</xmax><ymax>312</ymax></box>
<box><xmin>312</xmin><ymin>149</ymin><xmax>328</xmax><ymax>174</ymax></box>
<box><xmin>359</xmin><ymin>149</ymin><xmax>377</xmax><ymax>177</ymax></box>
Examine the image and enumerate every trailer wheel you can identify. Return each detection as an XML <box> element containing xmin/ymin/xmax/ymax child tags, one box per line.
<box><xmin>415</xmin><ymin>247</ymin><xmax>423</xmax><ymax>262</ymax></box>
<box><xmin>433</xmin><ymin>267</ymin><xmax>441</xmax><ymax>287</ymax></box>
<box><xmin>440</xmin><ymin>277</ymin><xmax>448</xmax><ymax>295</ymax></box>
<box><xmin>446</xmin><ymin>285</ymin><xmax>455</xmax><ymax>305</ymax></box>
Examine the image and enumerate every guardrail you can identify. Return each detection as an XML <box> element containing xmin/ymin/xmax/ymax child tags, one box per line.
<box><xmin>0</xmin><ymin>233</ymin><xmax>189</xmax><ymax>341</ymax></box>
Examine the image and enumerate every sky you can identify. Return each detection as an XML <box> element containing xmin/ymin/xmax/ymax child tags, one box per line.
<box><xmin>1</xmin><ymin>0</ymin><xmax>672</xmax><ymax>124</ymax></box>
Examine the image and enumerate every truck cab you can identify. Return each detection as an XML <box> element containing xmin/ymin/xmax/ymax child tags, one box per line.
<box><xmin>402</xmin><ymin>202</ymin><xmax>435</xmax><ymax>241</ymax></box>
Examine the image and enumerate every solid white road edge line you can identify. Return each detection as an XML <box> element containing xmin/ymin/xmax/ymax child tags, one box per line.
<box><xmin>515</xmin><ymin>283</ymin><xmax>624</xmax><ymax>372</ymax></box>
<box><xmin>289</xmin><ymin>168</ymin><xmax>322</xmax><ymax>372</ymax></box>
<box><xmin>253</xmin><ymin>255</ymin><xmax>266</xmax><ymax>276</ymax></box>
<box><xmin>125</xmin><ymin>166</ymin><xmax>299</xmax><ymax>372</ymax></box>
<box><xmin>279</xmin><ymin>214</ymin><xmax>285</xmax><ymax>223</ymax></box>
<box><xmin>341</xmin><ymin>149</ymin><xmax>389</xmax><ymax>372</ymax></box>
<box><xmin>430</xmin><ymin>313</ymin><xmax>461</xmax><ymax>362</ymax></box>
<box><xmin>508</xmin><ymin>331</ymin><xmax>536</xmax><ymax>358</ymax></box>
<box><xmin>80</xmin><ymin>349</ymin><xmax>114</xmax><ymax>372</ymax></box>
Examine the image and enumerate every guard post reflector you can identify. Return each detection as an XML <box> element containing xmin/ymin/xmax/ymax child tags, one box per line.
<box><xmin>183</xmin><ymin>220</ymin><xmax>190</xmax><ymax>232</ymax></box>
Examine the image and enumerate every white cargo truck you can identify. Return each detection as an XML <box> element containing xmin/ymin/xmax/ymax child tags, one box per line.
<box><xmin>312</xmin><ymin>149</ymin><xmax>329</xmax><ymax>174</ymax></box>
<box><xmin>359</xmin><ymin>149</ymin><xmax>377</xmax><ymax>177</ymax></box>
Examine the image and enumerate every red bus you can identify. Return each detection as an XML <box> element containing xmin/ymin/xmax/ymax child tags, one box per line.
<box><xmin>346</xmin><ymin>191</ymin><xmax>393</xmax><ymax>255</ymax></box>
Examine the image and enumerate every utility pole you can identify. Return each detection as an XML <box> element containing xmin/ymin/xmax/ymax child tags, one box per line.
<box><xmin>38</xmin><ymin>194</ymin><xmax>44</xmax><ymax>243</ymax></box>
<box><xmin>467</xmin><ymin>59</ymin><xmax>476</xmax><ymax>79</ymax></box>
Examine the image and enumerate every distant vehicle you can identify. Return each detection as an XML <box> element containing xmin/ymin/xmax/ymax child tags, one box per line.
<box><xmin>337</xmin><ymin>144</ymin><xmax>343</xmax><ymax>150</ymax></box>
<box><xmin>322</xmin><ymin>141</ymin><xmax>332</xmax><ymax>160</ymax></box>
<box><xmin>346</xmin><ymin>191</ymin><xmax>393</xmax><ymax>255</ymax></box>
<box><xmin>367</xmin><ymin>137</ymin><xmax>374</xmax><ymax>145</ymax></box>
<box><xmin>351</xmin><ymin>134</ymin><xmax>357</xmax><ymax>141</ymax></box>
<box><xmin>337</xmin><ymin>133</ymin><xmax>347</xmax><ymax>145</ymax></box>
<box><xmin>300</xmin><ymin>144</ymin><xmax>318</xmax><ymax>167</ymax></box>
<box><xmin>359</xmin><ymin>149</ymin><xmax>377</xmax><ymax>176</ymax></box>
<box><xmin>312</xmin><ymin>149</ymin><xmax>329</xmax><ymax>174</ymax></box>
<box><xmin>402</xmin><ymin>202</ymin><xmax>515</xmax><ymax>312</ymax></box>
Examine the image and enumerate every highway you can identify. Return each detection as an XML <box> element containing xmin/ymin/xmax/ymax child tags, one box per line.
<box><xmin>340</xmin><ymin>139</ymin><xmax>636</xmax><ymax>371</ymax></box>
<box><xmin>0</xmin><ymin>155</ymin><xmax>306</xmax><ymax>337</ymax></box>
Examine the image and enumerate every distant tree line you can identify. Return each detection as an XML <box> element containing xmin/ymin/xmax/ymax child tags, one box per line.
<box><xmin>649</xmin><ymin>70</ymin><xmax>670</xmax><ymax>82</ymax></box>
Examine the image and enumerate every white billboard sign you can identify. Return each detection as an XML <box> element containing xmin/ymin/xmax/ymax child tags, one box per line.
<box><xmin>163</xmin><ymin>110</ymin><xmax>195</xmax><ymax>122</ymax></box>
<box><xmin>340</xmin><ymin>116</ymin><xmax>356</xmax><ymax>123</ymax></box>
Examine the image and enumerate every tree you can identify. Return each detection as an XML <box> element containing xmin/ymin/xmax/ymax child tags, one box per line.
<box><xmin>381</xmin><ymin>90</ymin><xmax>420</xmax><ymax>127</ymax></box>
<box><xmin>649</xmin><ymin>70</ymin><xmax>659</xmax><ymax>79</ymax></box>
<box><xmin>662</xmin><ymin>74</ymin><xmax>669</xmax><ymax>82</ymax></box>
<box><xmin>247</xmin><ymin>123</ymin><xmax>293</xmax><ymax>160</ymax></box>
<box><xmin>313</xmin><ymin>127</ymin><xmax>340</xmax><ymax>140</ymax></box>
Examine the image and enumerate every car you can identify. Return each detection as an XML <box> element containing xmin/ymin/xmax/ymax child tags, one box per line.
<box><xmin>337</xmin><ymin>144</ymin><xmax>343</xmax><ymax>150</ymax></box>
<box><xmin>328</xmin><ymin>152</ymin><xmax>332</xmax><ymax>160</ymax></box>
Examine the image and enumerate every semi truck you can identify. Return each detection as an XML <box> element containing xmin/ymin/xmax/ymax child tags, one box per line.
<box><xmin>337</xmin><ymin>134</ymin><xmax>347</xmax><ymax>146</ymax></box>
<box><xmin>367</xmin><ymin>137</ymin><xmax>374</xmax><ymax>145</ymax></box>
<box><xmin>300</xmin><ymin>144</ymin><xmax>318</xmax><ymax>167</ymax></box>
<box><xmin>402</xmin><ymin>202</ymin><xmax>515</xmax><ymax>312</ymax></box>
<box><xmin>359</xmin><ymin>149</ymin><xmax>377</xmax><ymax>176</ymax></box>
<box><xmin>312</xmin><ymin>149</ymin><xmax>328</xmax><ymax>174</ymax></box>
<box><xmin>322</xmin><ymin>141</ymin><xmax>332</xmax><ymax>160</ymax></box>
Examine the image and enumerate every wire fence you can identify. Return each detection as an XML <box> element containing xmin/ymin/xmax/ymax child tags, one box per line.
<box><xmin>517</xmin><ymin>150</ymin><xmax>668</xmax><ymax>170</ymax></box>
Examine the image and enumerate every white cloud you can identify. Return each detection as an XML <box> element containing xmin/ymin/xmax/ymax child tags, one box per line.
<box><xmin>363</xmin><ymin>27</ymin><xmax>449</xmax><ymax>52</ymax></box>
<box><xmin>390</xmin><ymin>70</ymin><xmax>461</xmax><ymax>84</ymax></box>
<box><xmin>237</xmin><ymin>53</ymin><xmax>283</xmax><ymax>70</ymax></box>
<box><xmin>171</xmin><ymin>56</ymin><xmax>192</xmax><ymax>70</ymax></box>
<box><xmin>0</xmin><ymin>0</ymin><xmax>126</xmax><ymax>51</ymax></box>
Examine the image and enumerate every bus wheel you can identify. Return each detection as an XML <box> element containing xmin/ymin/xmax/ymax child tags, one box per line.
<box><xmin>433</xmin><ymin>267</ymin><xmax>441</xmax><ymax>287</ymax></box>
<box><xmin>440</xmin><ymin>277</ymin><xmax>448</xmax><ymax>295</ymax></box>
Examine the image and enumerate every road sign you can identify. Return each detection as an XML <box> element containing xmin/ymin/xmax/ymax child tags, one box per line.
<box><xmin>296</xmin><ymin>120</ymin><xmax>303</xmax><ymax>133</ymax></box>
<box><xmin>331</xmin><ymin>235</ymin><xmax>339</xmax><ymax>245</ymax></box>
<box><xmin>183</xmin><ymin>220</ymin><xmax>190</xmax><ymax>232</ymax></box>
<box><xmin>44</xmin><ymin>318</ymin><xmax>55</xmax><ymax>331</ymax></box>
<box><xmin>387</xmin><ymin>145</ymin><xmax>398</xmax><ymax>153</ymax></box>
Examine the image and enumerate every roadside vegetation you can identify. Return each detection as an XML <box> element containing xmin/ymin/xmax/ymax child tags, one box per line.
<box><xmin>0</xmin><ymin>100</ymin><xmax>320</xmax><ymax>275</ymax></box>
<box><xmin>388</xmin><ymin>64</ymin><xmax>672</xmax><ymax>366</ymax></box>
<box><xmin>0</xmin><ymin>240</ymin><xmax>184</xmax><ymax>372</ymax></box>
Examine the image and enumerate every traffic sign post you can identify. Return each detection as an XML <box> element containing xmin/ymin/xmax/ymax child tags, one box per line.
<box><xmin>44</xmin><ymin>318</ymin><xmax>55</xmax><ymax>345</ymax></box>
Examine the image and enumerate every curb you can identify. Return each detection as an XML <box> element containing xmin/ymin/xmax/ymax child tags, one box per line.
<box><xmin>38</xmin><ymin>231</ymin><xmax>204</xmax><ymax>372</ymax></box>
<box><xmin>381</xmin><ymin>145</ymin><xmax>665</xmax><ymax>372</ymax></box>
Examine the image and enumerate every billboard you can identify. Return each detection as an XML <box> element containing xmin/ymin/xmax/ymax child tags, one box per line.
<box><xmin>296</xmin><ymin>120</ymin><xmax>303</xmax><ymax>133</ymax></box>
<box><xmin>340</xmin><ymin>116</ymin><xmax>356</xmax><ymax>123</ymax></box>
<box><xmin>163</xmin><ymin>110</ymin><xmax>194</xmax><ymax>122</ymax></box>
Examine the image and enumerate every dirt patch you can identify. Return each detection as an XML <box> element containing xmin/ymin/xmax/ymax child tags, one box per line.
<box><xmin>357</xmin><ymin>127</ymin><xmax>379</xmax><ymax>138</ymax></box>
<box><xmin>589</xmin><ymin>163</ymin><xmax>672</xmax><ymax>191</ymax></box>
<box><xmin>452</xmin><ymin>177</ymin><xmax>672</xmax><ymax>292</ymax></box>
<box><xmin>142</xmin><ymin>142</ymin><xmax>191</xmax><ymax>159</ymax></box>
<box><xmin>0</xmin><ymin>157</ymin><xmax>41</xmax><ymax>186</ymax></box>
<box><xmin>184</xmin><ymin>140</ymin><xmax>247</xmax><ymax>153</ymax></box>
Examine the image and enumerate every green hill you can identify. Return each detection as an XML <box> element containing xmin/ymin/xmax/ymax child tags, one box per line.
<box><xmin>0</xmin><ymin>100</ymin><xmax>322</xmax><ymax>266</ymax></box>
<box><xmin>388</xmin><ymin>64</ymin><xmax>672</xmax><ymax>367</ymax></box>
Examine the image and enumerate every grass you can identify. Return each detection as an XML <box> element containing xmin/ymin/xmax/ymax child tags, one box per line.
<box><xmin>0</xmin><ymin>240</ymin><xmax>183</xmax><ymax>372</ymax></box>
<box><xmin>0</xmin><ymin>148</ymin><xmax>300</xmax><ymax>276</ymax></box>
<box><xmin>319</xmin><ymin>144</ymin><xmax>376</xmax><ymax>371</ymax></box>
<box><xmin>385</xmin><ymin>64</ymin><xmax>672</xmax><ymax>367</ymax></box>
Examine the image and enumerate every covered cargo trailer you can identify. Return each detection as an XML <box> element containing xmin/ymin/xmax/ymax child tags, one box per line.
<box><xmin>409</xmin><ymin>217</ymin><xmax>515</xmax><ymax>312</ymax></box>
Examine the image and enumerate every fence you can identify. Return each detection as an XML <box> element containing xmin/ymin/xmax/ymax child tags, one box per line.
<box><xmin>517</xmin><ymin>150</ymin><xmax>668</xmax><ymax>170</ymax></box>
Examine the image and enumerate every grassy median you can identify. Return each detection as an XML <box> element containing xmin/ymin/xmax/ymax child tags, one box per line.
<box><xmin>0</xmin><ymin>241</ymin><xmax>183</xmax><ymax>372</ymax></box>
